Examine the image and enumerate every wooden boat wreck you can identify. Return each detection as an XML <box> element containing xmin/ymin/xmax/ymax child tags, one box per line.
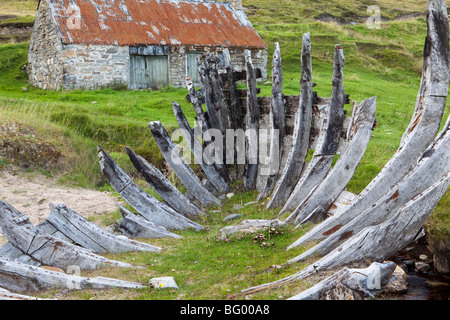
<box><xmin>0</xmin><ymin>0</ymin><xmax>448</xmax><ymax>299</ymax></box>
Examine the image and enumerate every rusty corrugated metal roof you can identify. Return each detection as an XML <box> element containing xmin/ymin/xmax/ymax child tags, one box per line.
<box><xmin>47</xmin><ymin>0</ymin><xmax>267</xmax><ymax>49</ymax></box>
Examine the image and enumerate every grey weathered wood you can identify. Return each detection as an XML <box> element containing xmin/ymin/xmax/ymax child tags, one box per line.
<box><xmin>288</xmin><ymin>262</ymin><xmax>397</xmax><ymax>300</ymax></box>
<box><xmin>37</xmin><ymin>220</ymin><xmax>74</xmax><ymax>243</ymax></box>
<box><xmin>287</xmin><ymin>172</ymin><xmax>450</xmax><ymax>276</ymax></box>
<box><xmin>116</xmin><ymin>203</ymin><xmax>183</xmax><ymax>239</ymax></box>
<box><xmin>171</xmin><ymin>101</ymin><xmax>229</xmax><ymax>193</ymax></box>
<box><xmin>258</xmin><ymin>42</ymin><xmax>286</xmax><ymax>200</ymax></box>
<box><xmin>197</xmin><ymin>53</ymin><xmax>232</xmax><ymax>134</ymax></box>
<box><xmin>125</xmin><ymin>146</ymin><xmax>202</xmax><ymax>218</ymax></box>
<box><xmin>287</xmin><ymin>96</ymin><xmax>377</xmax><ymax>225</ymax></box>
<box><xmin>46</xmin><ymin>204</ymin><xmax>161</xmax><ymax>254</ymax></box>
<box><xmin>287</xmin><ymin>114</ymin><xmax>450</xmax><ymax>257</ymax></box>
<box><xmin>0</xmin><ymin>200</ymin><xmax>135</xmax><ymax>270</ymax></box>
<box><xmin>0</xmin><ymin>256</ymin><xmax>145</xmax><ymax>293</ymax></box>
<box><xmin>223</xmin><ymin>48</ymin><xmax>243</xmax><ymax>130</ymax></box>
<box><xmin>186</xmin><ymin>76</ymin><xmax>211</xmax><ymax>134</ymax></box>
<box><xmin>0</xmin><ymin>287</ymin><xmax>49</xmax><ymax>300</ymax></box>
<box><xmin>295</xmin><ymin>0</ymin><xmax>449</xmax><ymax>242</ymax></box>
<box><xmin>244</xmin><ymin>49</ymin><xmax>260</xmax><ymax>190</ymax></box>
<box><xmin>266</xmin><ymin>34</ymin><xmax>313</xmax><ymax>208</ymax></box>
<box><xmin>241</xmin><ymin>172</ymin><xmax>449</xmax><ymax>295</ymax></box>
<box><xmin>148</xmin><ymin>121</ymin><xmax>221</xmax><ymax>207</ymax></box>
<box><xmin>279</xmin><ymin>44</ymin><xmax>346</xmax><ymax>215</ymax></box>
<box><xmin>98</xmin><ymin>145</ymin><xmax>205</xmax><ymax>231</ymax></box>
<box><xmin>185</xmin><ymin>80</ymin><xmax>230</xmax><ymax>182</ymax></box>
<box><xmin>0</xmin><ymin>220</ymin><xmax>75</xmax><ymax>267</ymax></box>
<box><xmin>130</xmin><ymin>55</ymin><xmax>168</xmax><ymax>90</ymax></box>
<box><xmin>289</xmin><ymin>0</ymin><xmax>449</xmax><ymax>246</ymax></box>
<box><xmin>187</xmin><ymin>52</ymin><xmax>204</xmax><ymax>85</ymax></box>
<box><xmin>0</xmin><ymin>242</ymin><xmax>41</xmax><ymax>266</ymax></box>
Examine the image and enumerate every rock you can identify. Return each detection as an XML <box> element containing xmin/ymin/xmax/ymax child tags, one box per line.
<box><xmin>415</xmin><ymin>261</ymin><xmax>431</xmax><ymax>273</ymax></box>
<box><xmin>21</xmin><ymin>87</ymin><xmax>28</xmax><ymax>92</ymax></box>
<box><xmin>226</xmin><ymin>193</ymin><xmax>234</xmax><ymax>198</ymax></box>
<box><xmin>419</xmin><ymin>254</ymin><xmax>428</xmax><ymax>261</ymax></box>
<box><xmin>219</xmin><ymin>219</ymin><xmax>285</xmax><ymax>240</ymax></box>
<box><xmin>149</xmin><ymin>277</ymin><xmax>179</xmax><ymax>290</ymax></box>
<box><xmin>223</xmin><ymin>214</ymin><xmax>242</xmax><ymax>222</ymax></box>
<box><xmin>385</xmin><ymin>265</ymin><xmax>408</xmax><ymax>293</ymax></box>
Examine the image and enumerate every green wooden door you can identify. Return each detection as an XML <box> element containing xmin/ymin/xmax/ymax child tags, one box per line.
<box><xmin>130</xmin><ymin>55</ymin><xmax>168</xmax><ymax>89</ymax></box>
<box><xmin>186</xmin><ymin>52</ymin><xmax>204</xmax><ymax>85</ymax></box>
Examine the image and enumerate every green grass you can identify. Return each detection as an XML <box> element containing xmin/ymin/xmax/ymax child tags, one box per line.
<box><xmin>0</xmin><ymin>0</ymin><xmax>448</xmax><ymax>300</ymax></box>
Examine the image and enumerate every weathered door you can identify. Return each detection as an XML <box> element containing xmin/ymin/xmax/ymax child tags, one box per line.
<box><xmin>186</xmin><ymin>52</ymin><xmax>204</xmax><ymax>85</ymax></box>
<box><xmin>130</xmin><ymin>55</ymin><xmax>168</xmax><ymax>89</ymax></box>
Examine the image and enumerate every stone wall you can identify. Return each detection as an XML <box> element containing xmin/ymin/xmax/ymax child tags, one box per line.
<box><xmin>168</xmin><ymin>45</ymin><xmax>268</xmax><ymax>88</ymax></box>
<box><xmin>28</xmin><ymin>0</ymin><xmax>64</xmax><ymax>90</ymax></box>
<box><xmin>61</xmin><ymin>44</ymin><xmax>130</xmax><ymax>90</ymax></box>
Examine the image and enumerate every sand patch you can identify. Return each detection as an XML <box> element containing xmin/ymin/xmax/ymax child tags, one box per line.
<box><xmin>0</xmin><ymin>170</ymin><xmax>120</xmax><ymax>246</ymax></box>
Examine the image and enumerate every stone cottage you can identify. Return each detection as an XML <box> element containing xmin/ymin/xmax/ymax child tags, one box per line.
<box><xmin>28</xmin><ymin>0</ymin><xmax>268</xmax><ymax>90</ymax></box>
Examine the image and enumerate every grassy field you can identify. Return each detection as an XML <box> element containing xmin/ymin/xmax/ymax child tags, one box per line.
<box><xmin>0</xmin><ymin>0</ymin><xmax>448</xmax><ymax>300</ymax></box>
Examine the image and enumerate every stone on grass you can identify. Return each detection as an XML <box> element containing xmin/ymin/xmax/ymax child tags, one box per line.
<box><xmin>149</xmin><ymin>277</ymin><xmax>179</xmax><ymax>290</ymax></box>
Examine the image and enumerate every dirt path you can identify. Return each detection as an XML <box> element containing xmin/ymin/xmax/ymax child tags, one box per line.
<box><xmin>0</xmin><ymin>170</ymin><xmax>120</xmax><ymax>246</ymax></box>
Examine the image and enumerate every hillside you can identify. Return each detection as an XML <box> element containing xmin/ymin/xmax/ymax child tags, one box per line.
<box><xmin>0</xmin><ymin>0</ymin><xmax>448</xmax><ymax>300</ymax></box>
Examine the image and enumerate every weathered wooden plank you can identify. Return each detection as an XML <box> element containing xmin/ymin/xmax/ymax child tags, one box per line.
<box><xmin>0</xmin><ymin>242</ymin><xmax>41</xmax><ymax>266</ymax></box>
<box><xmin>0</xmin><ymin>287</ymin><xmax>49</xmax><ymax>300</ymax></box>
<box><xmin>288</xmin><ymin>0</ymin><xmax>449</xmax><ymax>245</ymax></box>
<box><xmin>287</xmin><ymin>172</ymin><xmax>450</xmax><ymax>277</ymax></box>
<box><xmin>223</xmin><ymin>48</ymin><xmax>243</xmax><ymax>130</ymax></box>
<box><xmin>258</xmin><ymin>42</ymin><xmax>286</xmax><ymax>200</ymax></box>
<box><xmin>98</xmin><ymin>145</ymin><xmax>205</xmax><ymax>231</ymax></box>
<box><xmin>279</xmin><ymin>44</ymin><xmax>346</xmax><ymax>214</ymax></box>
<box><xmin>171</xmin><ymin>101</ymin><xmax>229</xmax><ymax>193</ymax></box>
<box><xmin>0</xmin><ymin>200</ymin><xmax>135</xmax><ymax>270</ymax></box>
<box><xmin>125</xmin><ymin>146</ymin><xmax>202</xmax><ymax>218</ymax></box>
<box><xmin>244</xmin><ymin>49</ymin><xmax>260</xmax><ymax>190</ymax></box>
<box><xmin>287</xmin><ymin>96</ymin><xmax>377</xmax><ymax>225</ymax></box>
<box><xmin>288</xmin><ymin>262</ymin><xmax>397</xmax><ymax>300</ymax></box>
<box><xmin>0</xmin><ymin>256</ymin><xmax>145</xmax><ymax>293</ymax></box>
<box><xmin>241</xmin><ymin>172</ymin><xmax>449</xmax><ymax>295</ymax></box>
<box><xmin>186</xmin><ymin>76</ymin><xmax>211</xmax><ymax>134</ymax></box>
<box><xmin>266</xmin><ymin>34</ymin><xmax>313</xmax><ymax>207</ymax></box>
<box><xmin>46</xmin><ymin>204</ymin><xmax>161</xmax><ymax>254</ymax></box>
<box><xmin>116</xmin><ymin>203</ymin><xmax>183</xmax><ymax>239</ymax></box>
<box><xmin>148</xmin><ymin>121</ymin><xmax>221</xmax><ymax>207</ymax></box>
<box><xmin>287</xmin><ymin>114</ymin><xmax>450</xmax><ymax>258</ymax></box>
<box><xmin>0</xmin><ymin>219</ymin><xmax>75</xmax><ymax>267</ymax></box>
<box><xmin>37</xmin><ymin>220</ymin><xmax>75</xmax><ymax>243</ymax></box>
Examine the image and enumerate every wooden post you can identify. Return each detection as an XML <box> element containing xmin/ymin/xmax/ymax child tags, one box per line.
<box><xmin>98</xmin><ymin>146</ymin><xmax>205</xmax><ymax>231</ymax></box>
<box><xmin>266</xmin><ymin>33</ymin><xmax>314</xmax><ymax>208</ymax></box>
<box><xmin>280</xmin><ymin>43</ymin><xmax>346</xmax><ymax>214</ymax></box>
<box><xmin>149</xmin><ymin>121</ymin><xmax>221</xmax><ymax>207</ymax></box>
<box><xmin>258</xmin><ymin>42</ymin><xmax>286</xmax><ymax>200</ymax></box>
<box><xmin>243</xmin><ymin>49</ymin><xmax>260</xmax><ymax>190</ymax></box>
